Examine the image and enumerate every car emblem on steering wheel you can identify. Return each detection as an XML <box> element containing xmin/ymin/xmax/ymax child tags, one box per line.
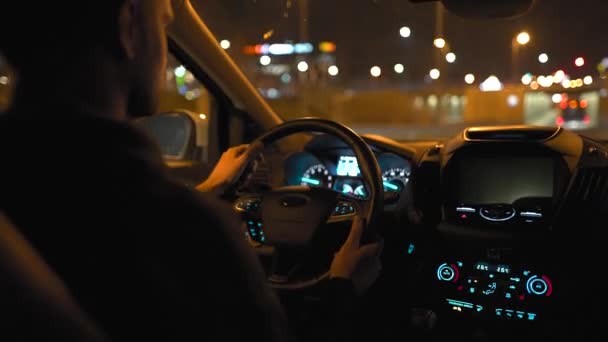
<box><xmin>280</xmin><ymin>196</ymin><xmax>308</xmax><ymax>208</ymax></box>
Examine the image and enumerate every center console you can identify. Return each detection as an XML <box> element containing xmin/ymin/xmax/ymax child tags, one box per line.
<box><xmin>427</xmin><ymin>129</ymin><xmax>576</xmax><ymax>326</ymax></box>
<box><xmin>435</xmin><ymin>259</ymin><xmax>552</xmax><ymax>321</ymax></box>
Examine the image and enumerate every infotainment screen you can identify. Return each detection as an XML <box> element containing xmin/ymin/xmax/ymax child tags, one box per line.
<box><xmin>456</xmin><ymin>157</ymin><xmax>553</xmax><ymax>205</ymax></box>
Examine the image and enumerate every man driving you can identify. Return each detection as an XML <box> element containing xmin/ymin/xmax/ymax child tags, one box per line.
<box><xmin>0</xmin><ymin>0</ymin><xmax>380</xmax><ymax>340</ymax></box>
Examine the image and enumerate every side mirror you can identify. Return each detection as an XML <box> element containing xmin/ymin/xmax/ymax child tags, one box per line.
<box><xmin>134</xmin><ymin>110</ymin><xmax>209</xmax><ymax>161</ymax></box>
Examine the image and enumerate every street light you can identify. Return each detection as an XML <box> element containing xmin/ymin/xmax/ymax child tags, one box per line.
<box><xmin>297</xmin><ymin>61</ymin><xmax>309</xmax><ymax>72</ymax></box>
<box><xmin>446</xmin><ymin>52</ymin><xmax>456</xmax><ymax>63</ymax></box>
<box><xmin>260</xmin><ymin>55</ymin><xmax>271</xmax><ymax>66</ymax></box>
<box><xmin>328</xmin><ymin>65</ymin><xmax>339</xmax><ymax>76</ymax></box>
<box><xmin>538</xmin><ymin>53</ymin><xmax>548</xmax><ymax>64</ymax></box>
<box><xmin>464</xmin><ymin>74</ymin><xmax>475</xmax><ymax>84</ymax></box>
<box><xmin>400</xmin><ymin>26</ymin><xmax>411</xmax><ymax>38</ymax></box>
<box><xmin>433</xmin><ymin>38</ymin><xmax>446</xmax><ymax>49</ymax></box>
<box><xmin>553</xmin><ymin>70</ymin><xmax>566</xmax><ymax>84</ymax></box>
<box><xmin>521</xmin><ymin>73</ymin><xmax>533</xmax><ymax>85</ymax></box>
<box><xmin>512</xmin><ymin>31</ymin><xmax>531</xmax><ymax>81</ymax></box>
<box><xmin>429</xmin><ymin>68</ymin><xmax>440</xmax><ymax>80</ymax></box>
<box><xmin>575</xmin><ymin>57</ymin><xmax>585</xmax><ymax>67</ymax></box>
<box><xmin>370</xmin><ymin>66</ymin><xmax>382</xmax><ymax>78</ymax></box>
<box><xmin>584</xmin><ymin>75</ymin><xmax>593</xmax><ymax>85</ymax></box>
<box><xmin>220</xmin><ymin>39</ymin><xmax>231</xmax><ymax>50</ymax></box>
<box><xmin>516</xmin><ymin>31</ymin><xmax>530</xmax><ymax>45</ymax></box>
<box><xmin>394</xmin><ymin>63</ymin><xmax>405</xmax><ymax>74</ymax></box>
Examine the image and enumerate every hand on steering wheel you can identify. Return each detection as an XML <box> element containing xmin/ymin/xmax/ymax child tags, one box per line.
<box><xmin>330</xmin><ymin>217</ymin><xmax>383</xmax><ymax>295</ymax></box>
<box><xmin>196</xmin><ymin>142</ymin><xmax>263</xmax><ymax>194</ymax></box>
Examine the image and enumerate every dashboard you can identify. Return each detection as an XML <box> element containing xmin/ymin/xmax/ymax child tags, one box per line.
<box><xmin>283</xmin><ymin>135</ymin><xmax>412</xmax><ymax>198</ymax></box>
<box><xmin>233</xmin><ymin>125</ymin><xmax>608</xmax><ymax>340</ymax></box>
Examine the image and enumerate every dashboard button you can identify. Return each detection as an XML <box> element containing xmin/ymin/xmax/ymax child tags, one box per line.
<box><xmin>482</xmin><ymin>282</ymin><xmax>497</xmax><ymax>295</ymax></box>
<box><xmin>480</xmin><ymin>205</ymin><xmax>516</xmax><ymax>222</ymax></box>
<box><xmin>437</xmin><ymin>263</ymin><xmax>458</xmax><ymax>282</ymax></box>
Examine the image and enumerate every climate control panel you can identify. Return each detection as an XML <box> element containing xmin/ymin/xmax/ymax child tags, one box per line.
<box><xmin>435</xmin><ymin>261</ymin><xmax>553</xmax><ymax>321</ymax></box>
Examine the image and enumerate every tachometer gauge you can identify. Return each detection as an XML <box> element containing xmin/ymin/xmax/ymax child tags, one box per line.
<box><xmin>301</xmin><ymin>164</ymin><xmax>332</xmax><ymax>188</ymax></box>
<box><xmin>382</xmin><ymin>168</ymin><xmax>410</xmax><ymax>192</ymax></box>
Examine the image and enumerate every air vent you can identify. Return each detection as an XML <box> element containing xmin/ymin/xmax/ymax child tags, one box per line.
<box><xmin>566</xmin><ymin>167</ymin><xmax>608</xmax><ymax>212</ymax></box>
<box><xmin>465</xmin><ymin>127</ymin><xmax>559</xmax><ymax>141</ymax></box>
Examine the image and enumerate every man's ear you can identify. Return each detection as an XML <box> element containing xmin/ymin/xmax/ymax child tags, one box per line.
<box><xmin>117</xmin><ymin>0</ymin><xmax>139</xmax><ymax>60</ymax></box>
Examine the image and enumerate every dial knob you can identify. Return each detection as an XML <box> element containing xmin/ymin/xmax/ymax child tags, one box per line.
<box><xmin>526</xmin><ymin>275</ymin><xmax>552</xmax><ymax>296</ymax></box>
<box><xmin>437</xmin><ymin>263</ymin><xmax>459</xmax><ymax>282</ymax></box>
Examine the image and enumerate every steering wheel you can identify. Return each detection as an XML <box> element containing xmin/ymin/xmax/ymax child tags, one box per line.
<box><xmin>235</xmin><ymin>118</ymin><xmax>383</xmax><ymax>290</ymax></box>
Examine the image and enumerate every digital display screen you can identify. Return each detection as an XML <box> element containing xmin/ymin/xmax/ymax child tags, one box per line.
<box><xmin>334</xmin><ymin>178</ymin><xmax>366</xmax><ymax>197</ymax></box>
<box><xmin>474</xmin><ymin>262</ymin><xmax>511</xmax><ymax>274</ymax></box>
<box><xmin>336</xmin><ymin>156</ymin><xmax>360</xmax><ymax>177</ymax></box>
<box><xmin>456</xmin><ymin>157</ymin><xmax>553</xmax><ymax>204</ymax></box>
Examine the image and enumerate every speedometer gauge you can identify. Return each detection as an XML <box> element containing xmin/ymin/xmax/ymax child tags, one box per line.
<box><xmin>382</xmin><ymin>168</ymin><xmax>410</xmax><ymax>192</ymax></box>
<box><xmin>301</xmin><ymin>164</ymin><xmax>332</xmax><ymax>188</ymax></box>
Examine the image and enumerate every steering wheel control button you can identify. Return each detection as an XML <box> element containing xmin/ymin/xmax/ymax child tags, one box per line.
<box><xmin>280</xmin><ymin>195</ymin><xmax>308</xmax><ymax>208</ymax></box>
<box><xmin>332</xmin><ymin>201</ymin><xmax>355</xmax><ymax>216</ymax></box>
<box><xmin>246</xmin><ymin>221</ymin><xmax>265</xmax><ymax>243</ymax></box>
<box><xmin>479</xmin><ymin>205</ymin><xmax>516</xmax><ymax>222</ymax></box>
<box><xmin>526</xmin><ymin>275</ymin><xmax>552</xmax><ymax>296</ymax></box>
<box><xmin>437</xmin><ymin>263</ymin><xmax>459</xmax><ymax>282</ymax></box>
<box><xmin>235</xmin><ymin>198</ymin><xmax>261</xmax><ymax>212</ymax></box>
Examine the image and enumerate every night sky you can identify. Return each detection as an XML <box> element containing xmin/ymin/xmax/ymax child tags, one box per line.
<box><xmin>194</xmin><ymin>0</ymin><xmax>608</xmax><ymax>84</ymax></box>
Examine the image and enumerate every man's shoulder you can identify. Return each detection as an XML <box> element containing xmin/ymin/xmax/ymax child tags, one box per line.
<box><xmin>148</xmin><ymin>182</ymin><xmax>242</xmax><ymax>236</ymax></box>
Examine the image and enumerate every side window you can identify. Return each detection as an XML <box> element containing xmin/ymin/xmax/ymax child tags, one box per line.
<box><xmin>152</xmin><ymin>53</ymin><xmax>214</xmax><ymax>162</ymax></box>
<box><xmin>158</xmin><ymin>54</ymin><xmax>213</xmax><ymax>119</ymax></box>
<box><xmin>134</xmin><ymin>52</ymin><xmax>222</xmax><ymax>186</ymax></box>
<box><xmin>0</xmin><ymin>54</ymin><xmax>14</xmax><ymax>113</ymax></box>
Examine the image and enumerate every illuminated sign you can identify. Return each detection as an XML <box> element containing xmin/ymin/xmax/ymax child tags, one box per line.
<box><xmin>319</xmin><ymin>41</ymin><xmax>337</xmax><ymax>53</ymax></box>
<box><xmin>268</xmin><ymin>44</ymin><xmax>295</xmax><ymax>55</ymax></box>
<box><xmin>242</xmin><ymin>42</ymin><xmax>333</xmax><ymax>55</ymax></box>
<box><xmin>294</xmin><ymin>43</ymin><xmax>314</xmax><ymax>54</ymax></box>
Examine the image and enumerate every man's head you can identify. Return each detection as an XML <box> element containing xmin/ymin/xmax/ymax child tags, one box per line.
<box><xmin>0</xmin><ymin>0</ymin><xmax>175</xmax><ymax>118</ymax></box>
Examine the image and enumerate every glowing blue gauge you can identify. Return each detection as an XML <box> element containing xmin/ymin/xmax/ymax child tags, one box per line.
<box><xmin>382</xmin><ymin>168</ymin><xmax>410</xmax><ymax>192</ymax></box>
<box><xmin>301</xmin><ymin>164</ymin><xmax>332</xmax><ymax>188</ymax></box>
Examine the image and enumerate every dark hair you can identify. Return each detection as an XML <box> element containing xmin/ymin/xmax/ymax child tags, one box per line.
<box><xmin>0</xmin><ymin>1</ymin><xmax>126</xmax><ymax>71</ymax></box>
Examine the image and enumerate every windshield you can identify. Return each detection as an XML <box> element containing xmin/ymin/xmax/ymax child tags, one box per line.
<box><xmin>195</xmin><ymin>0</ymin><xmax>608</xmax><ymax>141</ymax></box>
